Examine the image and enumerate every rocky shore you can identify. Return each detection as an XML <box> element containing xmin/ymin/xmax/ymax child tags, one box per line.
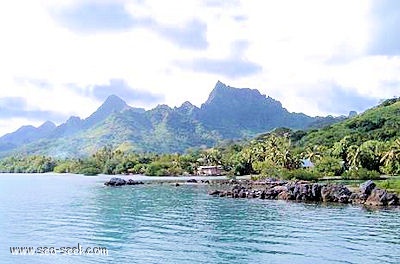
<box><xmin>104</xmin><ymin>177</ymin><xmax>211</xmax><ymax>186</ymax></box>
<box><xmin>104</xmin><ymin>177</ymin><xmax>399</xmax><ymax>206</ymax></box>
<box><xmin>209</xmin><ymin>179</ymin><xmax>399</xmax><ymax>206</ymax></box>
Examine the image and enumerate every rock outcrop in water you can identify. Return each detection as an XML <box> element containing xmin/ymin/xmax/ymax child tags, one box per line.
<box><xmin>104</xmin><ymin>177</ymin><xmax>144</xmax><ymax>186</ymax></box>
<box><xmin>209</xmin><ymin>179</ymin><xmax>399</xmax><ymax>206</ymax></box>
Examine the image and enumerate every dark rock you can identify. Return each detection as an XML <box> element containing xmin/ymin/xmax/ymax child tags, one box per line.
<box><xmin>349</xmin><ymin>193</ymin><xmax>368</xmax><ymax>204</ymax></box>
<box><xmin>277</xmin><ymin>190</ymin><xmax>292</xmax><ymax>200</ymax></box>
<box><xmin>175</xmin><ymin>183</ymin><xmax>180</xmax><ymax>187</ymax></box>
<box><xmin>187</xmin><ymin>179</ymin><xmax>198</xmax><ymax>183</ymax></box>
<box><xmin>229</xmin><ymin>179</ymin><xmax>239</xmax><ymax>185</ymax></box>
<box><xmin>206</xmin><ymin>180</ymin><xmax>398</xmax><ymax>207</ymax></box>
<box><xmin>126</xmin><ymin>179</ymin><xmax>144</xmax><ymax>185</ymax></box>
<box><xmin>238</xmin><ymin>189</ymin><xmax>247</xmax><ymax>198</ymax></box>
<box><xmin>219</xmin><ymin>191</ymin><xmax>227</xmax><ymax>197</ymax></box>
<box><xmin>104</xmin><ymin>177</ymin><xmax>126</xmax><ymax>186</ymax></box>
<box><xmin>209</xmin><ymin>190</ymin><xmax>220</xmax><ymax>195</ymax></box>
<box><xmin>360</xmin><ymin>180</ymin><xmax>376</xmax><ymax>196</ymax></box>
<box><xmin>365</xmin><ymin>188</ymin><xmax>399</xmax><ymax>206</ymax></box>
<box><xmin>321</xmin><ymin>184</ymin><xmax>352</xmax><ymax>203</ymax></box>
<box><xmin>311</xmin><ymin>183</ymin><xmax>322</xmax><ymax>201</ymax></box>
<box><xmin>293</xmin><ymin>184</ymin><xmax>309</xmax><ymax>201</ymax></box>
<box><xmin>232</xmin><ymin>184</ymin><xmax>241</xmax><ymax>191</ymax></box>
<box><xmin>386</xmin><ymin>193</ymin><xmax>399</xmax><ymax>206</ymax></box>
<box><xmin>288</xmin><ymin>183</ymin><xmax>319</xmax><ymax>201</ymax></box>
<box><xmin>272</xmin><ymin>185</ymin><xmax>288</xmax><ymax>193</ymax></box>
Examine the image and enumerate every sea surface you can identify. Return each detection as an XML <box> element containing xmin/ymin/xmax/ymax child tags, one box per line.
<box><xmin>1</xmin><ymin>173</ymin><xmax>399</xmax><ymax>264</ymax></box>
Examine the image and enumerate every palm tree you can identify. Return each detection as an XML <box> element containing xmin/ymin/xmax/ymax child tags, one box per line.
<box><xmin>198</xmin><ymin>148</ymin><xmax>222</xmax><ymax>167</ymax></box>
<box><xmin>332</xmin><ymin>136</ymin><xmax>352</xmax><ymax>161</ymax></box>
<box><xmin>268</xmin><ymin>135</ymin><xmax>300</xmax><ymax>170</ymax></box>
<box><xmin>262</xmin><ymin>135</ymin><xmax>283</xmax><ymax>166</ymax></box>
<box><xmin>359</xmin><ymin>140</ymin><xmax>383</xmax><ymax>171</ymax></box>
<box><xmin>347</xmin><ymin>145</ymin><xmax>361</xmax><ymax>170</ymax></box>
<box><xmin>380</xmin><ymin>139</ymin><xmax>400</xmax><ymax>175</ymax></box>
<box><xmin>302</xmin><ymin>145</ymin><xmax>323</xmax><ymax>163</ymax></box>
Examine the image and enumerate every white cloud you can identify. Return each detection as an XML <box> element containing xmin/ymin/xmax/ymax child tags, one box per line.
<box><xmin>0</xmin><ymin>0</ymin><xmax>399</xmax><ymax>137</ymax></box>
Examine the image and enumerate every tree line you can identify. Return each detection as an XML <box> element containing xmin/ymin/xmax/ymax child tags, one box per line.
<box><xmin>0</xmin><ymin>133</ymin><xmax>399</xmax><ymax>180</ymax></box>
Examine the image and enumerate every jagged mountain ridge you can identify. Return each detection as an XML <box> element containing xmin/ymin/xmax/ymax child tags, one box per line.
<box><xmin>0</xmin><ymin>81</ymin><xmax>345</xmax><ymax>157</ymax></box>
<box><xmin>197</xmin><ymin>81</ymin><xmax>316</xmax><ymax>137</ymax></box>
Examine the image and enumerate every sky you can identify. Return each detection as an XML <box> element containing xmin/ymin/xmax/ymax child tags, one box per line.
<box><xmin>0</xmin><ymin>0</ymin><xmax>400</xmax><ymax>136</ymax></box>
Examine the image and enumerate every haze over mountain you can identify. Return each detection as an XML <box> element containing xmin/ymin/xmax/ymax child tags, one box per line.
<box><xmin>0</xmin><ymin>81</ymin><xmax>346</xmax><ymax>157</ymax></box>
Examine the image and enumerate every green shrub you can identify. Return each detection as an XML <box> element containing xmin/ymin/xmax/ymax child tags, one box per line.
<box><xmin>376</xmin><ymin>179</ymin><xmax>400</xmax><ymax>194</ymax></box>
<box><xmin>79</xmin><ymin>167</ymin><xmax>101</xmax><ymax>176</ymax></box>
<box><xmin>282</xmin><ymin>169</ymin><xmax>322</xmax><ymax>181</ymax></box>
<box><xmin>145</xmin><ymin>162</ymin><xmax>170</xmax><ymax>176</ymax></box>
<box><xmin>252</xmin><ymin>160</ymin><xmax>282</xmax><ymax>178</ymax></box>
<box><xmin>131</xmin><ymin>164</ymin><xmax>147</xmax><ymax>174</ymax></box>
<box><xmin>342</xmin><ymin>168</ymin><xmax>380</xmax><ymax>180</ymax></box>
<box><xmin>314</xmin><ymin>156</ymin><xmax>343</xmax><ymax>176</ymax></box>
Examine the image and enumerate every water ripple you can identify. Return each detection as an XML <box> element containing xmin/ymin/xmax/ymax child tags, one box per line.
<box><xmin>1</xmin><ymin>175</ymin><xmax>400</xmax><ymax>264</ymax></box>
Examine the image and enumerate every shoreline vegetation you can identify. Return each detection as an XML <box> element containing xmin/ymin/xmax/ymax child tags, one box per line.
<box><xmin>1</xmin><ymin>132</ymin><xmax>399</xmax><ymax>192</ymax></box>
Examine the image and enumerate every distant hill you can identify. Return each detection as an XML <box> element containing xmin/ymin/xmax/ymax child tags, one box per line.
<box><xmin>0</xmin><ymin>121</ymin><xmax>56</xmax><ymax>152</ymax></box>
<box><xmin>0</xmin><ymin>81</ymin><xmax>346</xmax><ymax>157</ymax></box>
<box><xmin>296</xmin><ymin>97</ymin><xmax>400</xmax><ymax>147</ymax></box>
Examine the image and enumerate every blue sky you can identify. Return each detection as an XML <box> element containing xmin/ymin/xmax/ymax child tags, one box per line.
<box><xmin>0</xmin><ymin>0</ymin><xmax>399</xmax><ymax>136</ymax></box>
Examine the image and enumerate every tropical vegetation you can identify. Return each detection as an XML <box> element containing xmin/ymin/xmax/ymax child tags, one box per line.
<box><xmin>0</xmin><ymin>97</ymin><xmax>399</xmax><ymax>184</ymax></box>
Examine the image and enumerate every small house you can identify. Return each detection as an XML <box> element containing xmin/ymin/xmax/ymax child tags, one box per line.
<box><xmin>197</xmin><ymin>165</ymin><xmax>223</xmax><ymax>176</ymax></box>
<box><xmin>301</xmin><ymin>159</ymin><xmax>314</xmax><ymax>169</ymax></box>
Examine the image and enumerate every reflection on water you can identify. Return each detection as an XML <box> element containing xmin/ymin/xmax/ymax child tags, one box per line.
<box><xmin>0</xmin><ymin>174</ymin><xmax>399</xmax><ymax>264</ymax></box>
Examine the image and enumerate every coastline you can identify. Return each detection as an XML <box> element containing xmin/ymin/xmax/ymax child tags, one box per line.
<box><xmin>103</xmin><ymin>176</ymin><xmax>400</xmax><ymax>207</ymax></box>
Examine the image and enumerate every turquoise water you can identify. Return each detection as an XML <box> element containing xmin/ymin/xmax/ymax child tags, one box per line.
<box><xmin>1</xmin><ymin>174</ymin><xmax>399</xmax><ymax>264</ymax></box>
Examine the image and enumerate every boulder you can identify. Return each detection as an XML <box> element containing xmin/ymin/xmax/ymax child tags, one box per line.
<box><xmin>386</xmin><ymin>193</ymin><xmax>399</xmax><ymax>206</ymax></box>
<box><xmin>229</xmin><ymin>179</ymin><xmax>239</xmax><ymax>185</ymax></box>
<box><xmin>187</xmin><ymin>179</ymin><xmax>198</xmax><ymax>183</ymax></box>
<box><xmin>209</xmin><ymin>190</ymin><xmax>220</xmax><ymax>195</ymax></box>
<box><xmin>219</xmin><ymin>191</ymin><xmax>227</xmax><ymax>197</ymax></box>
<box><xmin>365</xmin><ymin>188</ymin><xmax>399</xmax><ymax>206</ymax></box>
<box><xmin>264</xmin><ymin>188</ymin><xmax>278</xmax><ymax>199</ymax></box>
<box><xmin>277</xmin><ymin>190</ymin><xmax>293</xmax><ymax>200</ymax></box>
<box><xmin>238</xmin><ymin>189</ymin><xmax>247</xmax><ymax>198</ymax></box>
<box><xmin>360</xmin><ymin>180</ymin><xmax>376</xmax><ymax>196</ymax></box>
<box><xmin>104</xmin><ymin>177</ymin><xmax>126</xmax><ymax>186</ymax></box>
<box><xmin>293</xmin><ymin>184</ymin><xmax>310</xmax><ymax>201</ymax></box>
<box><xmin>272</xmin><ymin>185</ymin><xmax>288</xmax><ymax>193</ymax></box>
<box><xmin>289</xmin><ymin>183</ymin><xmax>320</xmax><ymax>201</ymax></box>
<box><xmin>311</xmin><ymin>183</ymin><xmax>322</xmax><ymax>201</ymax></box>
<box><xmin>349</xmin><ymin>193</ymin><xmax>368</xmax><ymax>204</ymax></box>
<box><xmin>126</xmin><ymin>179</ymin><xmax>144</xmax><ymax>185</ymax></box>
<box><xmin>321</xmin><ymin>184</ymin><xmax>352</xmax><ymax>203</ymax></box>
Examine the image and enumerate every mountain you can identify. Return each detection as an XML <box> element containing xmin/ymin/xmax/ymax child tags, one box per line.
<box><xmin>0</xmin><ymin>82</ymin><xmax>346</xmax><ymax>157</ymax></box>
<box><xmin>50</xmin><ymin>116</ymin><xmax>84</xmax><ymax>138</ymax></box>
<box><xmin>198</xmin><ymin>81</ymin><xmax>324</xmax><ymax>137</ymax></box>
<box><xmin>83</xmin><ymin>94</ymin><xmax>131</xmax><ymax>128</ymax></box>
<box><xmin>0</xmin><ymin>121</ymin><xmax>56</xmax><ymax>152</ymax></box>
<box><xmin>296</xmin><ymin>97</ymin><xmax>400</xmax><ymax>147</ymax></box>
